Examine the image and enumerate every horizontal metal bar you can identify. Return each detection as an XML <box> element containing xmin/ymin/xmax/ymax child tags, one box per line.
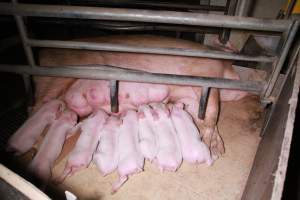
<box><xmin>29</xmin><ymin>18</ymin><xmax>221</xmax><ymax>33</ymax></box>
<box><xmin>28</xmin><ymin>39</ymin><xmax>276</xmax><ymax>62</ymax></box>
<box><xmin>0</xmin><ymin>64</ymin><xmax>264</xmax><ymax>92</ymax></box>
<box><xmin>71</xmin><ymin>0</ymin><xmax>226</xmax><ymax>11</ymax></box>
<box><xmin>0</xmin><ymin>3</ymin><xmax>292</xmax><ymax>32</ymax></box>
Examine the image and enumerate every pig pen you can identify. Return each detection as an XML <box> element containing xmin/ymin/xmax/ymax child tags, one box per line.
<box><xmin>0</xmin><ymin>2</ymin><xmax>299</xmax><ymax>200</ymax></box>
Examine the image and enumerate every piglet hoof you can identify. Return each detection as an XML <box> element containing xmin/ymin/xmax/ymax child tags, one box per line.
<box><xmin>111</xmin><ymin>176</ymin><xmax>128</xmax><ymax>194</ymax></box>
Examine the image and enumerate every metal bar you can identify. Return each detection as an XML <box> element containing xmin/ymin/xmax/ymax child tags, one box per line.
<box><xmin>30</xmin><ymin>18</ymin><xmax>221</xmax><ymax>33</ymax></box>
<box><xmin>219</xmin><ymin>0</ymin><xmax>238</xmax><ymax>44</ymax></box>
<box><xmin>0</xmin><ymin>3</ymin><xmax>292</xmax><ymax>32</ymax></box>
<box><xmin>13</xmin><ymin>15</ymin><xmax>35</xmax><ymax>67</ymax></box>
<box><xmin>285</xmin><ymin>0</ymin><xmax>297</xmax><ymax>19</ymax></box>
<box><xmin>72</xmin><ymin>0</ymin><xmax>226</xmax><ymax>11</ymax></box>
<box><xmin>110</xmin><ymin>80</ymin><xmax>119</xmax><ymax>113</ymax></box>
<box><xmin>235</xmin><ymin>0</ymin><xmax>253</xmax><ymax>17</ymax></box>
<box><xmin>12</xmin><ymin>0</ymin><xmax>35</xmax><ymax>106</ymax></box>
<box><xmin>264</xmin><ymin>20</ymin><xmax>299</xmax><ymax>97</ymax></box>
<box><xmin>0</xmin><ymin>64</ymin><xmax>264</xmax><ymax>92</ymax></box>
<box><xmin>198</xmin><ymin>87</ymin><xmax>210</xmax><ymax>119</ymax></box>
<box><xmin>27</xmin><ymin>39</ymin><xmax>276</xmax><ymax>62</ymax></box>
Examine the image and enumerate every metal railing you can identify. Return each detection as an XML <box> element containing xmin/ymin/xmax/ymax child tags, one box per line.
<box><xmin>0</xmin><ymin>1</ymin><xmax>298</xmax><ymax>119</ymax></box>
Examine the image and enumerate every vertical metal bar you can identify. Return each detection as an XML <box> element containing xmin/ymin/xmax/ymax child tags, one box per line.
<box><xmin>285</xmin><ymin>0</ymin><xmax>296</xmax><ymax>19</ymax></box>
<box><xmin>13</xmin><ymin>16</ymin><xmax>35</xmax><ymax>65</ymax></box>
<box><xmin>12</xmin><ymin>0</ymin><xmax>35</xmax><ymax>106</ymax></box>
<box><xmin>235</xmin><ymin>0</ymin><xmax>253</xmax><ymax>17</ymax></box>
<box><xmin>219</xmin><ymin>0</ymin><xmax>238</xmax><ymax>44</ymax></box>
<box><xmin>198</xmin><ymin>87</ymin><xmax>210</xmax><ymax>119</ymax></box>
<box><xmin>264</xmin><ymin>20</ymin><xmax>299</xmax><ymax>97</ymax></box>
<box><xmin>110</xmin><ymin>80</ymin><xmax>119</xmax><ymax>113</ymax></box>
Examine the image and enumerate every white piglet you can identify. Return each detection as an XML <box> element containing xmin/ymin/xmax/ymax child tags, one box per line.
<box><xmin>112</xmin><ymin>110</ymin><xmax>144</xmax><ymax>193</ymax></box>
<box><xmin>6</xmin><ymin>99</ymin><xmax>64</xmax><ymax>155</ymax></box>
<box><xmin>137</xmin><ymin>104</ymin><xmax>158</xmax><ymax>161</ymax></box>
<box><xmin>94</xmin><ymin>116</ymin><xmax>121</xmax><ymax>176</ymax></box>
<box><xmin>27</xmin><ymin>110</ymin><xmax>78</xmax><ymax>183</ymax></box>
<box><xmin>169</xmin><ymin>103</ymin><xmax>212</xmax><ymax>165</ymax></box>
<box><xmin>150</xmin><ymin>103</ymin><xmax>182</xmax><ymax>172</ymax></box>
<box><xmin>56</xmin><ymin>109</ymin><xmax>108</xmax><ymax>182</ymax></box>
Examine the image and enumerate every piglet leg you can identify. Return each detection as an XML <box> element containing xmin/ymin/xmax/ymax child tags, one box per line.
<box><xmin>6</xmin><ymin>100</ymin><xmax>65</xmax><ymax>155</ymax></box>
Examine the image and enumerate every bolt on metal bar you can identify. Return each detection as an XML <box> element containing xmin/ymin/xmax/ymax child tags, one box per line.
<box><xmin>198</xmin><ymin>87</ymin><xmax>211</xmax><ymax>119</ymax></box>
<box><xmin>0</xmin><ymin>2</ymin><xmax>292</xmax><ymax>32</ymax></box>
<box><xmin>27</xmin><ymin>39</ymin><xmax>276</xmax><ymax>62</ymax></box>
<box><xmin>0</xmin><ymin>64</ymin><xmax>264</xmax><ymax>92</ymax></box>
<box><xmin>264</xmin><ymin>20</ymin><xmax>299</xmax><ymax>97</ymax></box>
<box><xmin>110</xmin><ymin>80</ymin><xmax>119</xmax><ymax>113</ymax></box>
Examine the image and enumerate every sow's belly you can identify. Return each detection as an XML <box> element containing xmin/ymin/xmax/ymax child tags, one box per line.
<box><xmin>35</xmin><ymin>35</ymin><xmax>245</xmax><ymax>115</ymax></box>
<box><xmin>64</xmin><ymin>79</ymin><xmax>172</xmax><ymax>117</ymax></box>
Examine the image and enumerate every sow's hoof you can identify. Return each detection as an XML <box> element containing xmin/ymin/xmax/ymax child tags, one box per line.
<box><xmin>210</xmin><ymin>129</ymin><xmax>225</xmax><ymax>160</ymax></box>
<box><xmin>203</xmin><ymin>127</ymin><xmax>225</xmax><ymax>161</ymax></box>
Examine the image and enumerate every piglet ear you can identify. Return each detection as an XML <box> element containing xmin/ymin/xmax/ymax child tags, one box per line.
<box><xmin>55</xmin><ymin>102</ymin><xmax>65</xmax><ymax>119</ymax></box>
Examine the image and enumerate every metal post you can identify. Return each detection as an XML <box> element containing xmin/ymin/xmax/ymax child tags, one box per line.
<box><xmin>12</xmin><ymin>0</ymin><xmax>35</xmax><ymax>106</ymax></box>
<box><xmin>219</xmin><ymin>0</ymin><xmax>238</xmax><ymax>44</ymax></box>
<box><xmin>264</xmin><ymin>20</ymin><xmax>299</xmax><ymax>97</ymax></box>
<box><xmin>110</xmin><ymin>80</ymin><xmax>119</xmax><ymax>113</ymax></box>
<box><xmin>198</xmin><ymin>87</ymin><xmax>210</xmax><ymax>119</ymax></box>
<box><xmin>285</xmin><ymin>0</ymin><xmax>297</xmax><ymax>19</ymax></box>
<box><xmin>235</xmin><ymin>0</ymin><xmax>253</xmax><ymax>17</ymax></box>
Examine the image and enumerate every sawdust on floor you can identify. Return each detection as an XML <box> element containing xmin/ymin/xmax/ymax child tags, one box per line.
<box><xmin>50</xmin><ymin>95</ymin><xmax>263</xmax><ymax>200</ymax></box>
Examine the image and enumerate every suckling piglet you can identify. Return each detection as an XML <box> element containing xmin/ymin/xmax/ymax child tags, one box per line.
<box><xmin>56</xmin><ymin>109</ymin><xmax>108</xmax><ymax>182</ymax></box>
<box><xmin>150</xmin><ymin>103</ymin><xmax>182</xmax><ymax>172</ymax></box>
<box><xmin>169</xmin><ymin>103</ymin><xmax>212</xmax><ymax>165</ymax></box>
<box><xmin>93</xmin><ymin>116</ymin><xmax>121</xmax><ymax>176</ymax></box>
<box><xmin>112</xmin><ymin>110</ymin><xmax>144</xmax><ymax>193</ymax></box>
<box><xmin>137</xmin><ymin>104</ymin><xmax>158</xmax><ymax>161</ymax></box>
<box><xmin>27</xmin><ymin>110</ymin><xmax>78</xmax><ymax>183</ymax></box>
<box><xmin>6</xmin><ymin>99</ymin><xmax>65</xmax><ymax>155</ymax></box>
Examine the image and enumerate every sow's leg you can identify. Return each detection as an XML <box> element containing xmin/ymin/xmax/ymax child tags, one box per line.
<box><xmin>200</xmin><ymin>89</ymin><xmax>224</xmax><ymax>160</ymax></box>
<box><xmin>178</xmin><ymin>88</ymin><xmax>224</xmax><ymax>160</ymax></box>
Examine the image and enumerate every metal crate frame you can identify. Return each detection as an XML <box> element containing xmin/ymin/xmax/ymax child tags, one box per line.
<box><xmin>0</xmin><ymin>1</ymin><xmax>298</xmax><ymax>118</ymax></box>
